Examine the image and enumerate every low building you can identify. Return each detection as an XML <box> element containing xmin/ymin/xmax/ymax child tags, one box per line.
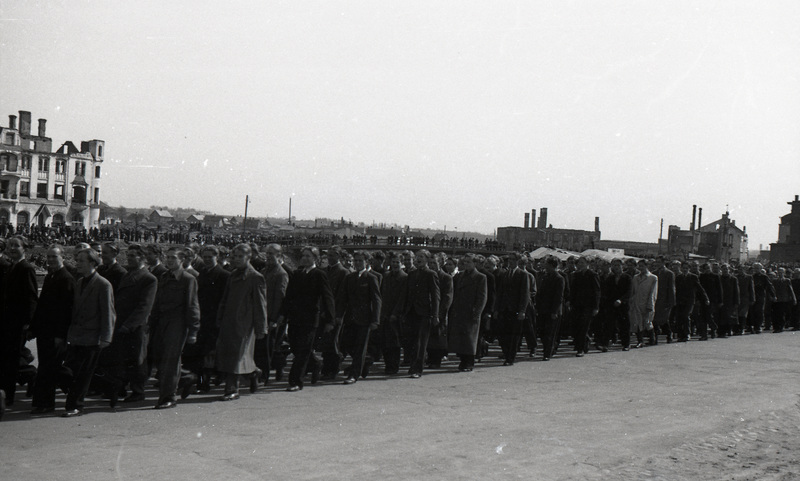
<box><xmin>496</xmin><ymin>208</ymin><xmax>600</xmax><ymax>252</ymax></box>
<box><xmin>149</xmin><ymin>209</ymin><xmax>174</xmax><ymax>225</ymax></box>
<box><xmin>0</xmin><ymin>110</ymin><xmax>104</xmax><ymax>229</ymax></box>
<box><xmin>770</xmin><ymin>195</ymin><xmax>800</xmax><ymax>263</ymax></box>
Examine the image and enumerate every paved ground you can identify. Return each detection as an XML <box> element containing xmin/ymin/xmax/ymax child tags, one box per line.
<box><xmin>2</xmin><ymin>332</ymin><xmax>799</xmax><ymax>481</ymax></box>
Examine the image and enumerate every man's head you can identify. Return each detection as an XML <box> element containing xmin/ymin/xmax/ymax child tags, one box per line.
<box><xmin>353</xmin><ymin>250</ymin><xmax>371</xmax><ymax>272</ymax></box>
<box><xmin>300</xmin><ymin>246</ymin><xmax>319</xmax><ymax>269</ymax></box>
<box><xmin>231</xmin><ymin>243</ymin><xmax>252</xmax><ymax>270</ymax></box>
<box><xmin>327</xmin><ymin>246</ymin><xmax>342</xmax><ymax>266</ymax></box>
<box><xmin>164</xmin><ymin>247</ymin><xmax>185</xmax><ymax>273</ymax></box>
<box><xmin>101</xmin><ymin>242</ymin><xmax>119</xmax><ymax>266</ymax></box>
<box><xmin>75</xmin><ymin>248</ymin><xmax>101</xmax><ymax>277</ymax></box>
<box><xmin>414</xmin><ymin>250</ymin><xmax>430</xmax><ymax>270</ymax></box>
<box><xmin>264</xmin><ymin>243</ymin><xmax>283</xmax><ymax>269</ymax></box>
<box><xmin>144</xmin><ymin>244</ymin><xmax>162</xmax><ymax>266</ymax></box>
<box><xmin>200</xmin><ymin>246</ymin><xmax>220</xmax><ymax>269</ymax></box>
<box><xmin>6</xmin><ymin>235</ymin><xmax>26</xmax><ymax>262</ymax></box>
<box><xmin>126</xmin><ymin>244</ymin><xmax>146</xmax><ymax>271</ymax></box>
<box><xmin>46</xmin><ymin>244</ymin><xmax>65</xmax><ymax>272</ymax></box>
<box><xmin>388</xmin><ymin>252</ymin><xmax>403</xmax><ymax>273</ymax></box>
<box><xmin>461</xmin><ymin>253</ymin><xmax>476</xmax><ymax>273</ymax></box>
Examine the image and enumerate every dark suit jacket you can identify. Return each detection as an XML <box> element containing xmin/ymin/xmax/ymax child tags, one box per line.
<box><xmin>398</xmin><ymin>268</ymin><xmax>440</xmax><ymax>319</ymax></box>
<box><xmin>448</xmin><ymin>269</ymin><xmax>488</xmax><ymax>354</ymax></box>
<box><xmin>67</xmin><ymin>272</ymin><xmax>116</xmax><ymax>346</ymax></box>
<box><xmin>536</xmin><ymin>271</ymin><xmax>565</xmax><ymax>318</ymax></box>
<box><xmin>198</xmin><ymin>264</ymin><xmax>230</xmax><ymax>327</ymax></box>
<box><xmin>655</xmin><ymin>267</ymin><xmax>676</xmax><ymax>310</ymax></box>
<box><xmin>337</xmin><ymin>270</ymin><xmax>382</xmax><ymax>326</ymax></box>
<box><xmin>676</xmin><ymin>273</ymin><xmax>708</xmax><ymax>307</ymax></box>
<box><xmin>97</xmin><ymin>262</ymin><xmax>127</xmax><ymax>293</ymax></box>
<box><xmin>700</xmin><ymin>272</ymin><xmax>724</xmax><ymax>305</ymax></box>
<box><xmin>30</xmin><ymin>267</ymin><xmax>75</xmax><ymax>340</ymax></box>
<box><xmin>283</xmin><ymin>267</ymin><xmax>336</xmax><ymax>327</ymax></box>
<box><xmin>569</xmin><ymin>269</ymin><xmax>600</xmax><ymax>311</ymax></box>
<box><xmin>1</xmin><ymin>259</ymin><xmax>38</xmax><ymax>332</ymax></box>
<box><xmin>496</xmin><ymin>267</ymin><xmax>530</xmax><ymax>315</ymax></box>
<box><xmin>262</xmin><ymin>264</ymin><xmax>289</xmax><ymax>322</ymax></box>
<box><xmin>115</xmin><ymin>267</ymin><xmax>157</xmax><ymax>332</ymax></box>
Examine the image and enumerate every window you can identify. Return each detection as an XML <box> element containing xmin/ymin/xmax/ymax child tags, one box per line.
<box><xmin>4</xmin><ymin>133</ymin><xmax>13</xmax><ymax>144</ymax></box>
<box><xmin>72</xmin><ymin>186</ymin><xmax>86</xmax><ymax>204</ymax></box>
<box><xmin>95</xmin><ymin>165</ymin><xmax>101</xmax><ymax>178</ymax></box>
<box><xmin>74</xmin><ymin>161</ymin><xmax>86</xmax><ymax>176</ymax></box>
<box><xmin>0</xmin><ymin>180</ymin><xmax>8</xmax><ymax>198</ymax></box>
<box><xmin>94</xmin><ymin>187</ymin><xmax>99</xmax><ymax>203</ymax></box>
<box><xmin>98</xmin><ymin>145</ymin><xmax>103</xmax><ymax>157</ymax></box>
<box><xmin>38</xmin><ymin>157</ymin><xmax>49</xmax><ymax>172</ymax></box>
<box><xmin>56</xmin><ymin>159</ymin><xmax>66</xmax><ymax>174</ymax></box>
<box><xmin>54</xmin><ymin>184</ymin><xmax>64</xmax><ymax>200</ymax></box>
<box><xmin>21</xmin><ymin>155</ymin><xmax>31</xmax><ymax>171</ymax></box>
<box><xmin>37</xmin><ymin>183</ymin><xmax>48</xmax><ymax>199</ymax></box>
<box><xmin>52</xmin><ymin>213</ymin><xmax>64</xmax><ymax>226</ymax></box>
<box><xmin>20</xmin><ymin>181</ymin><xmax>29</xmax><ymax>197</ymax></box>
<box><xmin>17</xmin><ymin>211</ymin><xmax>29</xmax><ymax>227</ymax></box>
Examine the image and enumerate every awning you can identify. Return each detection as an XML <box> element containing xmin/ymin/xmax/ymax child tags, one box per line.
<box><xmin>34</xmin><ymin>204</ymin><xmax>51</xmax><ymax>219</ymax></box>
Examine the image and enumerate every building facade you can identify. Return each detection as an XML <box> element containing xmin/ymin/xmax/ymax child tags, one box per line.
<box><xmin>497</xmin><ymin>208</ymin><xmax>601</xmax><ymax>252</ymax></box>
<box><xmin>770</xmin><ymin>195</ymin><xmax>800</xmax><ymax>263</ymax></box>
<box><xmin>0</xmin><ymin>110</ymin><xmax>103</xmax><ymax>230</ymax></box>
<box><xmin>667</xmin><ymin>207</ymin><xmax>748</xmax><ymax>263</ymax></box>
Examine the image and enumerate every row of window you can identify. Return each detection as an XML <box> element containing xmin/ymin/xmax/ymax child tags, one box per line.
<box><xmin>0</xmin><ymin>211</ymin><xmax>82</xmax><ymax>227</ymax></box>
<box><xmin>0</xmin><ymin>179</ymin><xmax>98</xmax><ymax>203</ymax></box>
<box><xmin>0</xmin><ymin>153</ymin><xmax>100</xmax><ymax>177</ymax></box>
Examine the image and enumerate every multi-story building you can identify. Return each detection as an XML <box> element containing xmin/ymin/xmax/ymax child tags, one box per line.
<box><xmin>769</xmin><ymin>195</ymin><xmax>800</xmax><ymax>263</ymax></box>
<box><xmin>0</xmin><ymin>110</ymin><xmax>104</xmax><ymax>230</ymax></box>
<box><xmin>667</xmin><ymin>205</ymin><xmax>748</xmax><ymax>263</ymax></box>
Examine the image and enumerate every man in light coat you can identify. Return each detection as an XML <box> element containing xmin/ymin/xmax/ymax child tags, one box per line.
<box><xmin>629</xmin><ymin>259</ymin><xmax>658</xmax><ymax>349</ymax></box>
<box><xmin>215</xmin><ymin>244</ymin><xmax>268</xmax><ymax>400</ymax></box>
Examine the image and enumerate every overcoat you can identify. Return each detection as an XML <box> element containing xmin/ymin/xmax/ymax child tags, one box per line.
<box><xmin>427</xmin><ymin>270</ymin><xmax>452</xmax><ymax>350</ymax></box>
<box><xmin>629</xmin><ymin>272</ymin><xmax>657</xmax><ymax>331</ymax></box>
<box><xmin>150</xmin><ymin>271</ymin><xmax>200</xmax><ymax>363</ymax></box>
<box><xmin>67</xmin><ymin>272</ymin><xmax>116</xmax><ymax>346</ymax></box>
<box><xmin>375</xmin><ymin>269</ymin><xmax>407</xmax><ymax>348</ymax></box>
<box><xmin>447</xmin><ymin>269</ymin><xmax>487</xmax><ymax>355</ymax></box>
<box><xmin>215</xmin><ymin>264</ymin><xmax>268</xmax><ymax>374</ymax></box>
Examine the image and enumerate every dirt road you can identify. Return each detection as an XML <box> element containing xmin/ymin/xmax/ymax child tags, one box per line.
<box><xmin>2</xmin><ymin>332</ymin><xmax>799</xmax><ymax>480</ymax></box>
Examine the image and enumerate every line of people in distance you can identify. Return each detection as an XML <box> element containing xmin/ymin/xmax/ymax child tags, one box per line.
<box><xmin>1</xmin><ymin>236</ymin><xmax>797</xmax><ymax>420</ymax></box>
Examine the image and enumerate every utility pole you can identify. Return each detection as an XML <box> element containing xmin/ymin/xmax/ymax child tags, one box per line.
<box><xmin>242</xmin><ymin>195</ymin><xmax>249</xmax><ymax>236</ymax></box>
<box><xmin>288</xmin><ymin>197</ymin><xmax>292</xmax><ymax>225</ymax></box>
<box><xmin>658</xmin><ymin>218</ymin><xmax>663</xmax><ymax>254</ymax></box>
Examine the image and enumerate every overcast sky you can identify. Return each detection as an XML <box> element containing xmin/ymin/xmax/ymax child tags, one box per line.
<box><xmin>2</xmin><ymin>1</ymin><xmax>798</xmax><ymax>248</ymax></box>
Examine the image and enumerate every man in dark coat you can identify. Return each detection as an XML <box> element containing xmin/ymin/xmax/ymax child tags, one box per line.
<box><xmin>280</xmin><ymin>246</ymin><xmax>335</xmax><ymax>391</ymax></box>
<box><xmin>735</xmin><ymin>265</ymin><xmax>755</xmax><ymax>335</ymax></box>
<box><xmin>377</xmin><ymin>252</ymin><xmax>407</xmax><ymax>374</ymax></box>
<box><xmin>261</xmin><ymin>244</ymin><xmax>289</xmax><ymax>383</ymax></box>
<box><xmin>0</xmin><ymin>235</ymin><xmax>38</xmax><ymax>407</ymax></box>
<box><xmin>536</xmin><ymin>256</ymin><xmax>565</xmax><ymax>361</ymax></box>
<box><xmin>109</xmin><ymin>244</ymin><xmax>157</xmax><ymax>404</ymax></box>
<box><xmin>426</xmin><ymin>254</ymin><xmax>452</xmax><ymax>369</ymax></box>
<box><xmin>319</xmin><ymin>247</ymin><xmax>349</xmax><ymax>381</ymax></box>
<box><xmin>717</xmin><ymin>263</ymin><xmax>740</xmax><ymax>337</ymax></box>
<box><xmin>494</xmin><ymin>252</ymin><xmax>530</xmax><ymax>365</ymax></box>
<box><xmin>395</xmin><ymin>249</ymin><xmax>439</xmax><ymax>378</ymax></box>
<box><xmin>698</xmin><ymin>263</ymin><xmax>723</xmax><ymax>340</ymax></box>
<box><xmin>749</xmin><ymin>263</ymin><xmax>775</xmax><ymax>334</ymax></box>
<box><xmin>652</xmin><ymin>257</ymin><xmax>676</xmax><ymax>344</ymax></box>
<box><xmin>29</xmin><ymin>245</ymin><xmax>75</xmax><ymax>414</ymax></box>
<box><xmin>568</xmin><ymin>256</ymin><xmax>600</xmax><ymax>357</ymax></box>
<box><xmin>447</xmin><ymin>254</ymin><xmax>487</xmax><ymax>371</ymax></box>
<box><xmin>597</xmin><ymin>258</ymin><xmax>631</xmax><ymax>351</ymax></box>
<box><xmin>185</xmin><ymin>246</ymin><xmax>230</xmax><ymax>393</ymax></box>
<box><xmin>675</xmin><ymin>262</ymin><xmax>710</xmax><ymax>342</ymax></box>
<box><xmin>62</xmin><ymin>248</ymin><xmax>116</xmax><ymax>417</ymax></box>
<box><xmin>215</xmin><ymin>244</ymin><xmax>268</xmax><ymax>400</ymax></box>
<box><xmin>97</xmin><ymin>242</ymin><xmax>127</xmax><ymax>294</ymax></box>
<box><xmin>149</xmin><ymin>247</ymin><xmax>200</xmax><ymax>409</ymax></box>
<box><xmin>336</xmin><ymin>250</ymin><xmax>382</xmax><ymax>384</ymax></box>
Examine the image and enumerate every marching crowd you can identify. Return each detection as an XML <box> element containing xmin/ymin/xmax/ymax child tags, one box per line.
<box><xmin>0</xmin><ymin>236</ymin><xmax>798</xmax><ymax>420</ymax></box>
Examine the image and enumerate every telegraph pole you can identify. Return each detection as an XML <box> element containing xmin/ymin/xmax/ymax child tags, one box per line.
<box><xmin>242</xmin><ymin>195</ymin><xmax>249</xmax><ymax>236</ymax></box>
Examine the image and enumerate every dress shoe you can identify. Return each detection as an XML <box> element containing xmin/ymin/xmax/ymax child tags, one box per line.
<box><xmin>542</xmin><ymin>356</ymin><xmax>550</xmax><ymax>361</ymax></box>
<box><xmin>154</xmin><ymin>400</ymin><xmax>176</xmax><ymax>409</ymax></box>
<box><xmin>123</xmin><ymin>393</ymin><xmax>145</xmax><ymax>403</ymax></box>
<box><xmin>320</xmin><ymin>373</ymin><xmax>336</xmax><ymax>381</ymax></box>
<box><xmin>343</xmin><ymin>377</ymin><xmax>357</xmax><ymax>385</ymax></box>
<box><xmin>221</xmin><ymin>392</ymin><xmax>240</xmax><ymax>401</ymax></box>
<box><xmin>599</xmin><ymin>346</ymin><xmax>609</xmax><ymax>353</ymax></box>
<box><xmin>699</xmin><ymin>336</ymin><xmax>708</xmax><ymax>341</ymax></box>
<box><xmin>458</xmin><ymin>367</ymin><xmax>473</xmax><ymax>372</ymax></box>
<box><xmin>576</xmin><ymin>352</ymin><xmax>584</xmax><ymax>358</ymax></box>
<box><xmin>61</xmin><ymin>408</ymin><xmax>83</xmax><ymax>418</ymax></box>
<box><xmin>181</xmin><ymin>382</ymin><xmax>195</xmax><ymax>400</ymax></box>
<box><xmin>410</xmin><ymin>373</ymin><xmax>421</xmax><ymax>379</ymax></box>
<box><xmin>622</xmin><ymin>346</ymin><xmax>630</xmax><ymax>351</ymax></box>
<box><xmin>31</xmin><ymin>406</ymin><xmax>55</xmax><ymax>415</ymax></box>
<box><xmin>286</xmin><ymin>385</ymin><xmax>302</xmax><ymax>392</ymax></box>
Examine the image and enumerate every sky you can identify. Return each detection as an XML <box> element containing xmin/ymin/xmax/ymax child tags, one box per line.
<box><xmin>2</xmin><ymin>1</ymin><xmax>798</xmax><ymax>249</ymax></box>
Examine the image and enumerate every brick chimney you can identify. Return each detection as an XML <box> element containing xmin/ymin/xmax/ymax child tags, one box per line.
<box><xmin>524</xmin><ymin>213</ymin><xmax>530</xmax><ymax>229</ymax></box>
<box><xmin>691</xmin><ymin>205</ymin><xmax>697</xmax><ymax>232</ymax></box>
<box><xmin>18</xmin><ymin>111</ymin><xmax>31</xmax><ymax>136</ymax></box>
<box><xmin>8</xmin><ymin>115</ymin><xmax>16</xmax><ymax>130</ymax></box>
<box><xmin>38</xmin><ymin>118</ymin><xmax>46</xmax><ymax>137</ymax></box>
<box><xmin>595</xmin><ymin>216</ymin><xmax>600</xmax><ymax>232</ymax></box>
<box><xmin>538</xmin><ymin>208</ymin><xmax>548</xmax><ymax>229</ymax></box>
